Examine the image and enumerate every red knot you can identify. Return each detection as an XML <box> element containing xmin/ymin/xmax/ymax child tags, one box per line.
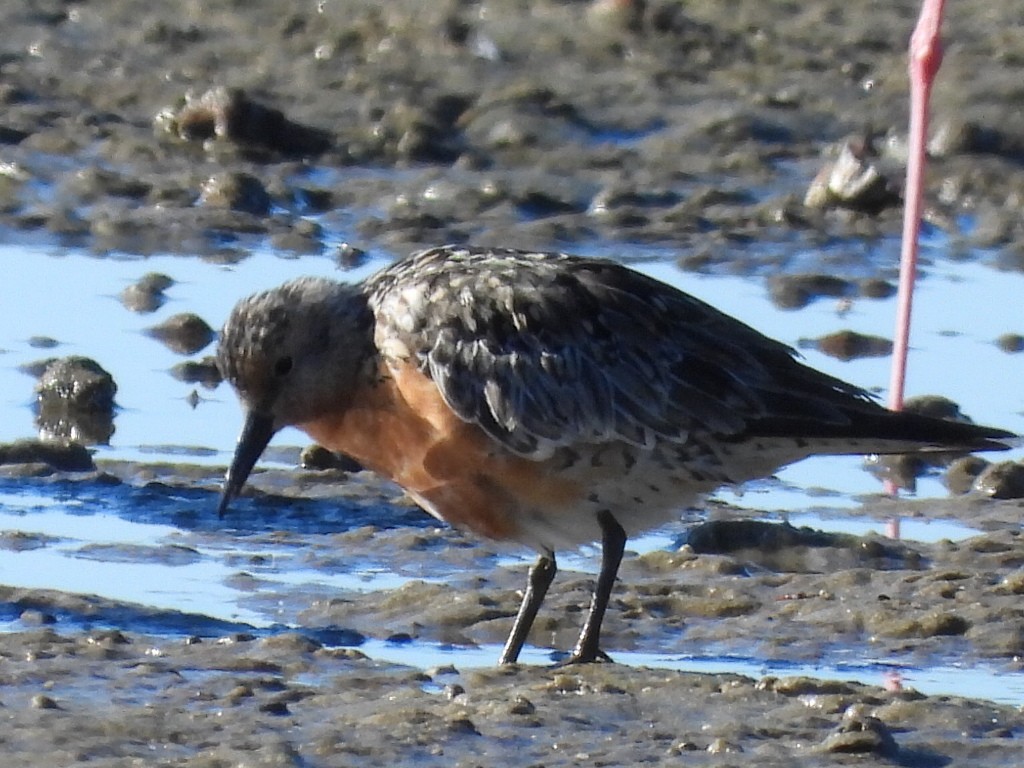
<box><xmin>216</xmin><ymin>245</ymin><xmax>1013</xmax><ymax>664</ymax></box>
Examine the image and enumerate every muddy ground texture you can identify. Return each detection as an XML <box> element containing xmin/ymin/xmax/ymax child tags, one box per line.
<box><xmin>2</xmin><ymin>458</ymin><xmax>1024</xmax><ymax>767</ymax></box>
<box><xmin>3</xmin><ymin>0</ymin><xmax>1024</xmax><ymax>269</ymax></box>
<box><xmin>2</xmin><ymin>0</ymin><xmax>1024</xmax><ymax>766</ymax></box>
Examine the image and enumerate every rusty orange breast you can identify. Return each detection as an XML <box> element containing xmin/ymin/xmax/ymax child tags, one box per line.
<box><xmin>297</xmin><ymin>360</ymin><xmax>585</xmax><ymax>543</ymax></box>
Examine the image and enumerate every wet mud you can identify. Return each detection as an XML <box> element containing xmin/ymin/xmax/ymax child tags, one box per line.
<box><xmin>2</xmin><ymin>461</ymin><xmax>1024</xmax><ymax>766</ymax></box>
<box><xmin>2</xmin><ymin>0</ymin><xmax>1024</xmax><ymax>765</ymax></box>
<box><xmin>3</xmin><ymin>0</ymin><xmax>1024</xmax><ymax>268</ymax></box>
<box><xmin>0</xmin><ymin>623</ymin><xmax>1021</xmax><ymax>767</ymax></box>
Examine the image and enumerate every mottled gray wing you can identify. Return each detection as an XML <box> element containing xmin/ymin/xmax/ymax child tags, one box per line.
<box><xmin>368</xmin><ymin>246</ymin><xmax>871</xmax><ymax>458</ymax></box>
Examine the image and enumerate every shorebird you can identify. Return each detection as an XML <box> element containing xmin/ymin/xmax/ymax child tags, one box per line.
<box><xmin>216</xmin><ymin>245</ymin><xmax>1012</xmax><ymax>664</ymax></box>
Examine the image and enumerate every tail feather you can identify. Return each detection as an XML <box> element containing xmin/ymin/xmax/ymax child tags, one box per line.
<box><xmin>742</xmin><ymin>407</ymin><xmax>1016</xmax><ymax>456</ymax></box>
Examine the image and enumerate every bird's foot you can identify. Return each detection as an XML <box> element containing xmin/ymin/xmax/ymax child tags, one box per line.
<box><xmin>555</xmin><ymin>648</ymin><xmax>614</xmax><ymax>666</ymax></box>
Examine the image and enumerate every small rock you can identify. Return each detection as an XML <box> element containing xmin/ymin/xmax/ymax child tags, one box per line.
<box><xmin>28</xmin><ymin>336</ymin><xmax>60</xmax><ymax>349</ymax></box>
<box><xmin>145</xmin><ymin>313</ymin><xmax>215</xmax><ymax>355</ymax></box>
<box><xmin>865</xmin><ymin>452</ymin><xmax>927</xmax><ymax>492</ymax></box>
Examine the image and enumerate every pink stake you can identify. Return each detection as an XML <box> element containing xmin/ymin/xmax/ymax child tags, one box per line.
<box><xmin>888</xmin><ymin>0</ymin><xmax>946</xmax><ymax>412</ymax></box>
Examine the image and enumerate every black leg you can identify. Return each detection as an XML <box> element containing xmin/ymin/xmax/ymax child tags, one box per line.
<box><xmin>499</xmin><ymin>552</ymin><xmax>557</xmax><ymax>665</ymax></box>
<box><xmin>567</xmin><ymin>511</ymin><xmax>626</xmax><ymax>664</ymax></box>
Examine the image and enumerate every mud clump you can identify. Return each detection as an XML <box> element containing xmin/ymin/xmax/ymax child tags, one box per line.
<box><xmin>120</xmin><ymin>273</ymin><xmax>174</xmax><ymax>313</ymax></box>
<box><xmin>170</xmin><ymin>357</ymin><xmax>222</xmax><ymax>389</ymax></box>
<box><xmin>995</xmin><ymin>332</ymin><xmax>1024</xmax><ymax>353</ymax></box>
<box><xmin>683</xmin><ymin>519</ymin><xmax>914</xmax><ymax>573</ymax></box>
<box><xmin>973</xmin><ymin>461</ymin><xmax>1024</xmax><ymax>500</ymax></box>
<box><xmin>821</xmin><ymin>706</ymin><xmax>899</xmax><ymax>757</ymax></box>
<box><xmin>145</xmin><ymin>313</ymin><xmax>215</xmax><ymax>355</ymax></box>
<box><xmin>35</xmin><ymin>356</ymin><xmax>116</xmax><ymax>412</ymax></box>
<box><xmin>33</xmin><ymin>356</ymin><xmax>117</xmax><ymax>445</ymax></box>
<box><xmin>198</xmin><ymin>172</ymin><xmax>271</xmax><ymax>216</ymax></box>
<box><xmin>156</xmin><ymin>86</ymin><xmax>332</xmax><ymax>158</ymax></box>
<box><xmin>945</xmin><ymin>455</ymin><xmax>991</xmax><ymax>494</ymax></box>
<box><xmin>0</xmin><ymin>439</ymin><xmax>94</xmax><ymax>472</ymax></box>
<box><xmin>806</xmin><ymin>330</ymin><xmax>893</xmax><ymax>361</ymax></box>
<box><xmin>299</xmin><ymin>445</ymin><xmax>362</xmax><ymax>472</ymax></box>
<box><xmin>804</xmin><ymin>135</ymin><xmax>901</xmax><ymax>214</ymax></box>
<box><xmin>767</xmin><ymin>273</ymin><xmax>854</xmax><ymax>310</ymax></box>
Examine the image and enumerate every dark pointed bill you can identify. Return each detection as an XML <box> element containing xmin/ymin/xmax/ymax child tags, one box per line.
<box><xmin>217</xmin><ymin>409</ymin><xmax>277</xmax><ymax>517</ymax></box>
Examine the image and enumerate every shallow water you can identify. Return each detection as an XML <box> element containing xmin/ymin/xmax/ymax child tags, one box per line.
<box><xmin>367</xmin><ymin>640</ymin><xmax>1024</xmax><ymax>707</ymax></box>
<box><xmin>3</xmin><ymin>237</ymin><xmax>1021</xmax><ymax>467</ymax></box>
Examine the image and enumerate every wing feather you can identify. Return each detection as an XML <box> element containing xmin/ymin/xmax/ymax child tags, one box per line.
<box><xmin>368</xmin><ymin>246</ymin><xmax>871</xmax><ymax>458</ymax></box>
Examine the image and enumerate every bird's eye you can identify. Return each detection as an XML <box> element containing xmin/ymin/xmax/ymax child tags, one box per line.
<box><xmin>273</xmin><ymin>356</ymin><xmax>293</xmax><ymax>376</ymax></box>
